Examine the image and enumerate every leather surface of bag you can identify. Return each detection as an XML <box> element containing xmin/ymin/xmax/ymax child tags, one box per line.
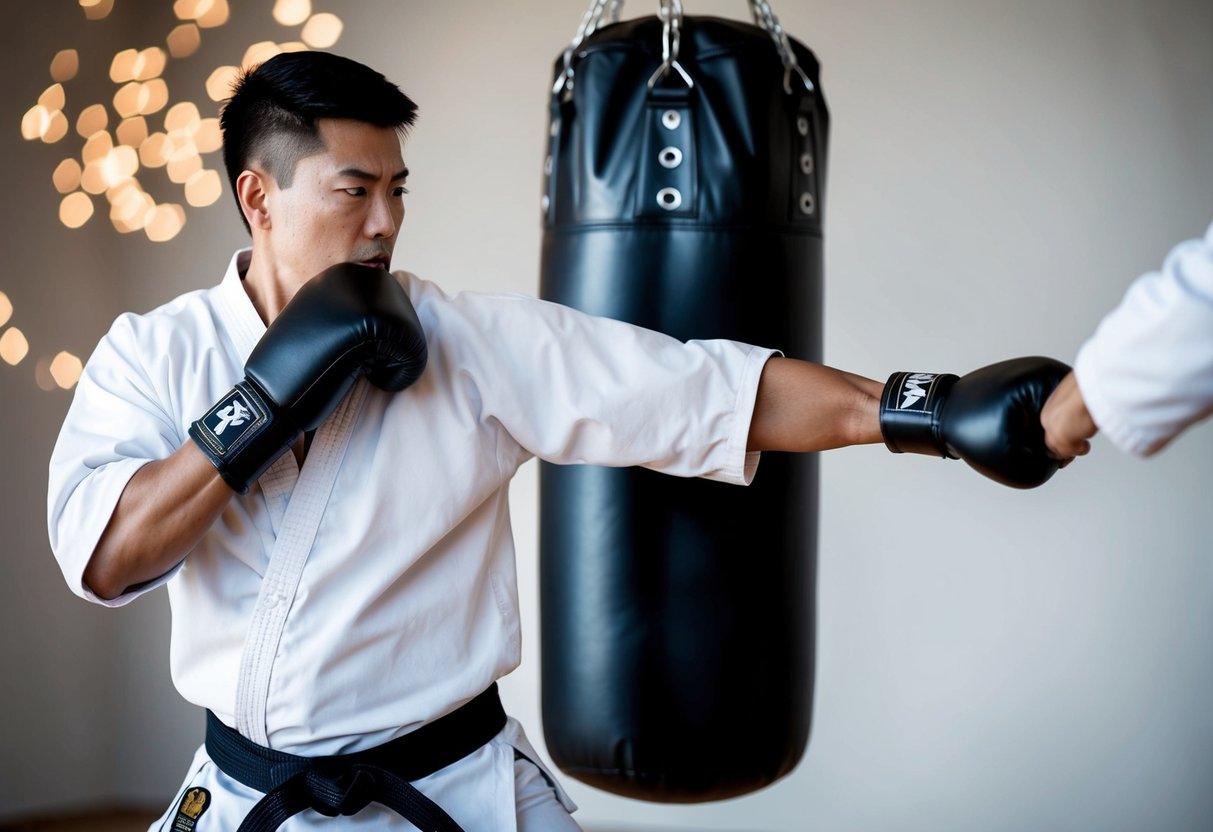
<box><xmin>538</xmin><ymin>5</ymin><xmax>829</xmax><ymax>803</ymax></box>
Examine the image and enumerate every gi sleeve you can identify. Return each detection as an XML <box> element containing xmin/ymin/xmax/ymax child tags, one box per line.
<box><xmin>438</xmin><ymin>290</ymin><xmax>777</xmax><ymax>485</ymax></box>
<box><xmin>47</xmin><ymin>313</ymin><xmax>185</xmax><ymax>606</ymax></box>
<box><xmin>1074</xmin><ymin>221</ymin><xmax>1213</xmax><ymax>456</ymax></box>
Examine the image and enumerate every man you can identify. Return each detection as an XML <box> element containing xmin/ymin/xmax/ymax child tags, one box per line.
<box><xmin>48</xmin><ymin>52</ymin><xmax>1066</xmax><ymax>830</ymax></box>
<box><xmin>1042</xmin><ymin>220</ymin><xmax>1213</xmax><ymax>460</ymax></box>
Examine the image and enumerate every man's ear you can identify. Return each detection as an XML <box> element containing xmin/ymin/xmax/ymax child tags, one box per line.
<box><xmin>236</xmin><ymin>169</ymin><xmax>272</xmax><ymax>231</ymax></box>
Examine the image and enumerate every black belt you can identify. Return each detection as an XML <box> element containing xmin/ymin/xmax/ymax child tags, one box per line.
<box><xmin>205</xmin><ymin>684</ymin><xmax>506</xmax><ymax>831</ymax></box>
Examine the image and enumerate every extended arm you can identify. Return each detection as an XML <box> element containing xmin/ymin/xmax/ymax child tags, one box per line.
<box><xmin>747</xmin><ymin>357</ymin><xmax>882</xmax><ymax>452</ymax></box>
<box><xmin>750</xmin><ymin>354</ymin><xmax>1070</xmax><ymax>489</ymax></box>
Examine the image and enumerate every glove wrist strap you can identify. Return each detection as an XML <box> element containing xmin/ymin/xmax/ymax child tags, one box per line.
<box><xmin>189</xmin><ymin>379</ymin><xmax>300</xmax><ymax>494</ymax></box>
<box><xmin>879</xmin><ymin>371</ymin><xmax>959</xmax><ymax>457</ymax></box>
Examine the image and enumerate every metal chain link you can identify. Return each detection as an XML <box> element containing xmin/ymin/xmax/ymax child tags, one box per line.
<box><xmin>555</xmin><ymin>0</ymin><xmax>809</xmax><ymax>96</ymax></box>
<box><xmin>749</xmin><ymin>0</ymin><xmax>814</xmax><ymax>93</ymax></box>
<box><xmin>647</xmin><ymin>0</ymin><xmax>694</xmax><ymax>89</ymax></box>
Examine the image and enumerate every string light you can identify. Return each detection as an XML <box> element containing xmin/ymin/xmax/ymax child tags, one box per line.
<box><xmin>15</xmin><ymin>1</ymin><xmax>347</xmax><ymax>392</ymax></box>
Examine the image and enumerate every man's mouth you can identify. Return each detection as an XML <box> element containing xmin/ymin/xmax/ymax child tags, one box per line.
<box><xmin>358</xmin><ymin>254</ymin><xmax>390</xmax><ymax>269</ymax></box>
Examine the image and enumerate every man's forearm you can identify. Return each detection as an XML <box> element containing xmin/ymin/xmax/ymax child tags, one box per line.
<box><xmin>84</xmin><ymin>441</ymin><xmax>234</xmax><ymax>600</ymax></box>
<box><xmin>747</xmin><ymin>357</ymin><xmax>883</xmax><ymax>453</ymax></box>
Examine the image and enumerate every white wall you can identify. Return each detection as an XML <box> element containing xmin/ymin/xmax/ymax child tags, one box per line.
<box><xmin>1</xmin><ymin>1</ymin><xmax>1210</xmax><ymax>829</ymax></box>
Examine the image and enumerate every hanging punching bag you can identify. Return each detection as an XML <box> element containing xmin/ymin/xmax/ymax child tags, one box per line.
<box><xmin>538</xmin><ymin>0</ymin><xmax>828</xmax><ymax>803</ymax></box>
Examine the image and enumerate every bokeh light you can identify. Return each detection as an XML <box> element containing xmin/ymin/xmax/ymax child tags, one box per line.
<box><xmin>80</xmin><ymin>0</ymin><xmax>114</xmax><ymax>21</ymax></box>
<box><xmin>0</xmin><ymin>328</ymin><xmax>30</xmax><ymax>366</ymax></box>
<box><xmin>274</xmin><ymin>0</ymin><xmax>312</xmax><ymax>26</ymax></box>
<box><xmin>60</xmin><ymin>192</ymin><xmax>95</xmax><ymax>228</ymax></box>
<box><xmin>43</xmin><ymin>112</ymin><xmax>70</xmax><ymax>144</ymax></box>
<box><xmin>53</xmin><ymin>159</ymin><xmax>83</xmax><ymax>193</ymax></box>
<box><xmin>205</xmin><ymin>65</ymin><xmax>240</xmax><ymax>102</ymax></box>
<box><xmin>14</xmin><ymin>2</ymin><xmax>347</xmax><ymax>391</ymax></box>
<box><xmin>39</xmin><ymin>84</ymin><xmax>66</xmax><ymax>111</ymax></box>
<box><xmin>133</xmin><ymin>47</ymin><xmax>168</xmax><ymax>81</ymax></box>
<box><xmin>82</xmin><ymin>130</ymin><xmax>113</xmax><ymax>165</ymax></box>
<box><xmin>76</xmin><ymin>103</ymin><xmax>108</xmax><ymax>137</ymax></box>
<box><xmin>50</xmin><ymin>351</ymin><xmax>84</xmax><ymax>389</ymax></box>
<box><xmin>21</xmin><ymin>105</ymin><xmax>52</xmax><ymax>141</ymax></box>
<box><xmin>116</xmin><ymin>115</ymin><xmax>149</xmax><ymax>147</ymax></box>
<box><xmin>50</xmin><ymin>49</ymin><xmax>79</xmax><ymax>82</ymax></box>
<box><xmin>167</xmin><ymin>23</ymin><xmax>202</xmax><ymax>58</ymax></box>
<box><xmin>197</xmin><ymin>0</ymin><xmax>232</xmax><ymax>29</ymax></box>
<box><xmin>0</xmin><ymin>292</ymin><xmax>11</xmax><ymax>328</ymax></box>
<box><xmin>185</xmin><ymin>169</ymin><xmax>222</xmax><ymax>207</ymax></box>
<box><xmin>302</xmin><ymin>13</ymin><xmax>342</xmax><ymax>48</ymax></box>
<box><xmin>145</xmin><ymin>203</ymin><xmax>186</xmax><ymax>242</ymax></box>
<box><xmin>242</xmin><ymin>41</ymin><xmax>282</xmax><ymax>70</ymax></box>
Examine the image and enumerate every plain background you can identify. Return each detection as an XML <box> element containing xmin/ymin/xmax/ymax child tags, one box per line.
<box><xmin>1</xmin><ymin>1</ymin><xmax>1211</xmax><ymax>830</ymax></box>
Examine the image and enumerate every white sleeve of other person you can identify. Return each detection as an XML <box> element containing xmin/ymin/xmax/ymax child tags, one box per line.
<box><xmin>1074</xmin><ymin>221</ymin><xmax>1213</xmax><ymax>457</ymax></box>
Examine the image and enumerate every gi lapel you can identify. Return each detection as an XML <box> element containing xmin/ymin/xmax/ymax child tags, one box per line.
<box><xmin>233</xmin><ymin>378</ymin><xmax>370</xmax><ymax>745</ymax></box>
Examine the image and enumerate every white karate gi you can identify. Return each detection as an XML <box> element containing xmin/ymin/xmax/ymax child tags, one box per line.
<box><xmin>47</xmin><ymin>249</ymin><xmax>774</xmax><ymax>830</ymax></box>
<box><xmin>1074</xmin><ymin>221</ymin><xmax>1213</xmax><ymax>456</ymax></box>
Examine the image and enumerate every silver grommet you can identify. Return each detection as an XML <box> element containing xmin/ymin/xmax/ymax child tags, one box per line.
<box><xmin>661</xmin><ymin>110</ymin><xmax>681</xmax><ymax>130</ymax></box>
<box><xmin>800</xmin><ymin>153</ymin><xmax>813</xmax><ymax>175</ymax></box>
<box><xmin>656</xmin><ymin>187</ymin><xmax>682</xmax><ymax>210</ymax></box>
<box><xmin>544</xmin><ymin>155</ymin><xmax>553</xmax><ymax>176</ymax></box>
<box><xmin>797</xmin><ymin>116</ymin><xmax>809</xmax><ymax>136</ymax></box>
<box><xmin>799</xmin><ymin>192</ymin><xmax>815</xmax><ymax>215</ymax></box>
<box><xmin>658</xmin><ymin>146</ymin><xmax>682</xmax><ymax>169</ymax></box>
<box><xmin>550</xmin><ymin>119</ymin><xmax>561</xmax><ymax>137</ymax></box>
<box><xmin>541</xmin><ymin>194</ymin><xmax>550</xmax><ymax>212</ymax></box>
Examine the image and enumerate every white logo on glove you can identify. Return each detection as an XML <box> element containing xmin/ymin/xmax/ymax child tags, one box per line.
<box><xmin>213</xmin><ymin>400</ymin><xmax>251</xmax><ymax>435</ymax></box>
<box><xmin>899</xmin><ymin>373</ymin><xmax>936</xmax><ymax>409</ymax></box>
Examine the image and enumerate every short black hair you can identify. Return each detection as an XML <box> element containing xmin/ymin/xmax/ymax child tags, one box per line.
<box><xmin>219</xmin><ymin>51</ymin><xmax>418</xmax><ymax>232</ymax></box>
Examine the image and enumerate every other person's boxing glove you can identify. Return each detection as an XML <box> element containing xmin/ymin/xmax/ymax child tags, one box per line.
<box><xmin>189</xmin><ymin>263</ymin><xmax>428</xmax><ymax>494</ymax></box>
<box><xmin>879</xmin><ymin>356</ymin><xmax>1070</xmax><ymax>488</ymax></box>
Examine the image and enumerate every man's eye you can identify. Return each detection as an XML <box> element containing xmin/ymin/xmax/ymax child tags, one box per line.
<box><xmin>393</xmin><ymin>186</ymin><xmax>410</xmax><ymax>197</ymax></box>
<box><xmin>343</xmin><ymin>187</ymin><xmax>366</xmax><ymax>196</ymax></box>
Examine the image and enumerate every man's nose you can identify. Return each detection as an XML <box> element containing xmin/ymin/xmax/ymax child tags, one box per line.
<box><xmin>365</xmin><ymin>195</ymin><xmax>398</xmax><ymax>239</ymax></box>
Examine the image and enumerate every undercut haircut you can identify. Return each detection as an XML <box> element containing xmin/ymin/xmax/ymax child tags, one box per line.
<box><xmin>220</xmin><ymin>51</ymin><xmax>419</xmax><ymax>233</ymax></box>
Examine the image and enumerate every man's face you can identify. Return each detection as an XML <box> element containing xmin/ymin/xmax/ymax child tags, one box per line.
<box><xmin>262</xmin><ymin>118</ymin><xmax>408</xmax><ymax>282</ymax></box>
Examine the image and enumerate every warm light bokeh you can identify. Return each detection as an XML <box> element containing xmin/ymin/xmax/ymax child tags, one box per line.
<box><xmin>205</xmin><ymin>65</ymin><xmax>240</xmax><ymax>103</ymax></box>
<box><xmin>50</xmin><ymin>49</ymin><xmax>80</xmax><ymax>82</ymax></box>
<box><xmin>185</xmin><ymin>169</ymin><xmax>223</xmax><ymax>207</ymax></box>
<box><xmin>53</xmin><ymin>159</ymin><xmax>83</xmax><ymax>194</ymax></box>
<box><xmin>0</xmin><ymin>292</ymin><xmax>11</xmax><ymax>328</ymax></box>
<box><xmin>301</xmin><ymin>13</ymin><xmax>343</xmax><ymax>48</ymax></box>
<box><xmin>0</xmin><ymin>328</ymin><xmax>30</xmax><ymax>366</ymax></box>
<box><xmin>145</xmin><ymin>203</ymin><xmax>186</xmax><ymax>242</ymax></box>
<box><xmin>116</xmin><ymin>115</ymin><xmax>149</xmax><ymax>147</ymax></box>
<box><xmin>59</xmin><ymin>192</ymin><xmax>95</xmax><ymax>228</ymax></box>
<box><xmin>167</xmin><ymin>23</ymin><xmax>202</xmax><ymax>58</ymax></box>
<box><xmin>273</xmin><ymin>0</ymin><xmax>312</xmax><ymax>26</ymax></box>
<box><xmin>80</xmin><ymin>0</ymin><xmax>114</xmax><ymax>21</ymax></box>
<box><xmin>49</xmin><ymin>351</ymin><xmax>84</xmax><ymax>389</ymax></box>
<box><xmin>76</xmin><ymin>103</ymin><xmax>108</xmax><ymax>138</ymax></box>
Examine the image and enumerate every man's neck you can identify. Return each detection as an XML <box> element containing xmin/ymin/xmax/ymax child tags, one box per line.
<box><xmin>241</xmin><ymin>252</ymin><xmax>303</xmax><ymax>326</ymax></box>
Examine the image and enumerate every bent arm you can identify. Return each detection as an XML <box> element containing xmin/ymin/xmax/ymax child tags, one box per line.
<box><xmin>84</xmin><ymin>441</ymin><xmax>233</xmax><ymax>600</ymax></box>
<box><xmin>748</xmin><ymin>357</ymin><xmax>883</xmax><ymax>453</ymax></box>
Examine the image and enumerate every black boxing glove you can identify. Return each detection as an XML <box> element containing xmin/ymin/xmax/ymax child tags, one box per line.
<box><xmin>879</xmin><ymin>356</ymin><xmax>1070</xmax><ymax>489</ymax></box>
<box><xmin>189</xmin><ymin>263</ymin><xmax>428</xmax><ymax>494</ymax></box>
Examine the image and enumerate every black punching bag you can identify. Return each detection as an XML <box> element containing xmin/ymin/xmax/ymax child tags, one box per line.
<box><xmin>538</xmin><ymin>1</ymin><xmax>828</xmax><ymax>803</ymax></box>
